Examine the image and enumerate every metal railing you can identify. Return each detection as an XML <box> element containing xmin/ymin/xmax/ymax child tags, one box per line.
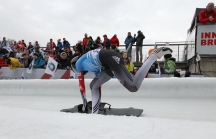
<box><xmin>118</xmin><ymin>41</ymin><xmax>195</xmax><ymax>62</ymax></box>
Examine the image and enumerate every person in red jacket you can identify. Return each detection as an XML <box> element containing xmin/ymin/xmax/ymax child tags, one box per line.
<box><xmin>199</xmin><ymin>2</ymin><xmax>216</xmax><ymax>23</ymax></box>
<box><xmin>83</xmin><ymin>33</ymin><xmax>89</xmax><ymax>47</ymax></box>
<box><xmin>110</xmin><ymin>34</ymin><xmax>120</xmax><ymax>47</ymax></box>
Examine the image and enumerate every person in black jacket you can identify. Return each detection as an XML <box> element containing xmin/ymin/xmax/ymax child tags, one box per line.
<box><xmin>134</xmin><ymin>30</ymin><xmax>145</xmax><ymax>62</ymax></box>
<box><xmin>20</xmin><ymin>53</ymin><xmax>33</xmax><ymax>68</ymax></box>
<box><xmin>57</xmin><ymin>52</ymin><xmax>71</xmax><ymax>70</ymax></box>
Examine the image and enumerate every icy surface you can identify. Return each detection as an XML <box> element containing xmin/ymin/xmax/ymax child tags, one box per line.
<box><xmin>0</xmin><ymin>79</ymin><xmax>216</xmax><ymax>139</ymax></box>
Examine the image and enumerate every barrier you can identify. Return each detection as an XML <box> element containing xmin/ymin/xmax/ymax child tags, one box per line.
<box><xmin>0</xmin><ymin>78</ymin><xmax>216</xmax><ymax>99</ymax></box>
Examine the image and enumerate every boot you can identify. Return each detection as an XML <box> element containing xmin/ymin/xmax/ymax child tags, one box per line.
<box><xmin>140</xmin><ymin>58</ymin><xmax>143</xmax><ymax>63</ymax></box>
<box><xmin>136</xmin><ymin>58</ymin><xmax>139</xmax><ymax>62</ymax></box>
<box><xmin>152</xmin><ymin>47</ymin><xmax>173</xmax><ymax>58</ymax></box>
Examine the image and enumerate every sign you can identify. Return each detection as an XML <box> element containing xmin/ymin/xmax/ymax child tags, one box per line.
<box><xmin>196</xmin><ymin>24</ymin><xmax>216</xmax><ymax>55</ymax></box>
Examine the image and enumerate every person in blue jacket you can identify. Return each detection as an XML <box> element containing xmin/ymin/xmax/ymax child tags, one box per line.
<box><xmin>124</xmin><ymin>32</ymin><xmax>134</xmax><ymax>58</ymax></box>
<box><xmin>33</xmin><ymin>53</ymin><xmax>46</xmax><ymax>68</ymax></box>
<box><xmin>72</xmin><ymin>47</ymin><xmax>173</xmax><ymax>114</ymax></box>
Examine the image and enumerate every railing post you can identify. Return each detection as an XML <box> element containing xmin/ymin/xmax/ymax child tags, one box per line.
<box><xmin>178</xmin><ymin>45</ymin><xmax>179</xmax><ymax>62</ymax></box>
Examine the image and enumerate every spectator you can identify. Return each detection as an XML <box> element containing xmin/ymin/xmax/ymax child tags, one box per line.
<box><xmin>57</xmin><ymin>39</ymin><xmax>63</xmax><ymax>51</ymax></box>
<box><xmin>103</xmin><ymin>34</ymin><xmax>111</xmax><ymax>49</ymax></box>
<box><xmin>83</xmin><ymin>33</ymin><xmax>89</xmax><ymax>48</ymax></box>
<box><xmin>16</xmin><ymin>40</ymin><xmax>26</xmax><ymax>51</ymax></box>
<box><xmin>164</xmin><ymin>54</ymin><xmax>176</xmax><ymax>74</ymax></box>
<box><xmin>122</xmin><ymin>52</ymin><xmax>134</xmax><ymax>74</ymax></box>
<box><xmin>27</xmin><ymin>42</ymin><xmax>34</xmax><ymax>54</ymax></box>
<box><xmin>63</xmin><ymin>38</ymin><xmax>70</xmax><ymax>48</ymax></box>
<box><xmin>124</xmin><ymin>32</ymin><xmax>134</xmax><ymax>58</ymax></box>
<box><xmin>43</xmin><ymin>55</ymin><xmax>49</xmax><ymax>69</ymax></box>
<box><xmin>47</xmin><ymin>39</ymin><xmax>56</xmax><ymax>52</ymax></box>
<box><xmin>86</xmin><ymin>36</ymin><xmax>95</xmax><ymax>50</ymax></box>
<box><xmin>111</xmin><ymin>45</ymin><xmax>120</xmax><ymax>54</ymax></box>
<box><xmin>1</xmin><ymin>37</ymin><xmax>7</xmax><ymax>47</ymax></box>
<box><xmin>64</xmin><ymin>46</ymin><xmax>73</xmax><ymax>60</ymax></box>
<box><xmin>15</xmin><ymin>48</ymin><xmax>23</xmax><ymax>59</ymax></box>
<box><xmin>53</xmin><ymin>48</ymin><xmax>61</xmax><ymax>61</ymax></box>
<box><xmin>57</xmin><ymin>52</ymin><xmax>71</xmax><ymax>70</ymax></box>
<box><xmin>2</xmin><ymin>55</ymin><xmax>22</xmax><ymax>70</ymax></box>
<box><xmin>34</xmin><ymin>41</ymin><xmax>40</xmax><ymax>53</ymax></box>
<box><xmin>20</xmin><ymin>53</ymin><xmax>33</xmax><ymax>68</ymax></box>
<box><xmin>110</xmin><ymin>34</ymin><xmax>120</xmax><ymax>47</ymax></box>
<box><xmin>72</xmin><ymin>50</ymin><xmax>81</xmax><ymax>59</ymax></box>
<box><xmin>33</xmin><ymin>53</ymin><xmax>46</xmax><ymax>68</ymax></box>
<box><xmin>199</xmin><ymin>2</ymin><xmax>216</xmax><ymax>23</ymax></box>
<box><xmin>11</xmin><ymin>41</ymin><xmax>17</xmax><ymax>52</ymax></box>
<box><xmin>76</xmin><ymin>41</ymin><xmax>84</xmax><ymax>54</ymax></box>
<box><xmin>94</xmin><ymin>36</ymin><xmax>103</xmax><ymax>49</ymax></box>
<box><xmin>22</xmin><ymin>40</ymin><xmax>27</xmax><ymax>49</ymax></box>
<box><xmin>134</xmin><ymin>30</ymin><xmax>145</xmax><ymax>62</ymax></box>
<box><xmin>71</xmin><ymin>46</ymin><xmax>77</xmax><ymax>54</ymax></box>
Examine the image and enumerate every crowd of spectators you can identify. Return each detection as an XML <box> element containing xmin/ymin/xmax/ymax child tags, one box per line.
<box><xmin>0</xmin><ymin>33</ymin><xmax>136</xmax><ymax>73</ymax></box>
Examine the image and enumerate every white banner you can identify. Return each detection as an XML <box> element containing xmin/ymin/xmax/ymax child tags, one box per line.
<box><xmin>45</xmin><ymin>57</ymin><xmax>58</xmax><ymax>77</ymax></box>
<box><xmin>196</xmin><ymin>24</ymin><xmax>216</xmax><ymax>55</ymax></box>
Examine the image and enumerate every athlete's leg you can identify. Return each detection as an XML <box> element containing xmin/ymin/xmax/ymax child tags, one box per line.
<box><xmin>90</xmin><ymin>70</ymin><xmax>113</xmax><ymax>114</ymax></box>
<box><xmin>100</xmin><ymin>47</ymin><xmax>172</xmax><ymax>92</ymax></box>
<box><xmin>112</xmin><ymin>53</ymin><xmax>157</xmax><ymax>92</ymax></box>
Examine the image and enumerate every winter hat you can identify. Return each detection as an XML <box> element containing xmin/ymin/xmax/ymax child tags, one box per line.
<box><xmin>138</xmin><ymin>30</ymin><xmax>141</xmax><ymax>33</ymax></box>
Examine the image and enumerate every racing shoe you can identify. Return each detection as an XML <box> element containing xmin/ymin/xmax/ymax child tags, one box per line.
<box><xmin>152</xmin><ymin>47</ymin><xmax>173</xmax><ymax>59</ymax></box>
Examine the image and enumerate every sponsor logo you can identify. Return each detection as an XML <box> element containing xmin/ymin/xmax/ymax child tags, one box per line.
<box><xmin>48</xmin><ymin>63</ymin><xmax>55</xmax><ymax>71</ymax></box>
<box><xmin>112</xmin><ymin>56</ymin><xmax>120</xmax><ymax>64</ymax></box>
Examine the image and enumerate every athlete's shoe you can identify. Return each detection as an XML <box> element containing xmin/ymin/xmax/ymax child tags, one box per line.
<box><xmin>152</xmin><ymin>47</ymin><xmax>173</xmax><ymax>58</ymax></box>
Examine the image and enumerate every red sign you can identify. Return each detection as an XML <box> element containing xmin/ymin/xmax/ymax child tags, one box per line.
<box><xmin>200</xmin><ymin>32</ymin><xmax>216</xmax><ymax>46</ymax></box>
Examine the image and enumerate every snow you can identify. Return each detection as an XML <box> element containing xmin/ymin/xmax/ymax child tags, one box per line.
<box><xmin>0</xmin><ymin>78</ymin><xmax>216</xmax><ymax>139</ymax></box>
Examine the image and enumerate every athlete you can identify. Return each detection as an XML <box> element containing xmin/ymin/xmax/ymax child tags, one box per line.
<box><xmin>73</xmin><ymin>47</ymin><xmax>173</xmax><ymax>114</ymax></box>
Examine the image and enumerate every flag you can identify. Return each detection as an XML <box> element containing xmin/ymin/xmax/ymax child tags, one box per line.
<box><xmin>29</xmin><ymin>50</ymin><xmax>35</xmax><ymax>57</ymax></box>
<box><xmin>3</xmin><ymin>46</ymin><xmax>12</xmax><ymax>52</ymax></box>
<box><xmin>126</xmin><ymin>43</ymin><xmax>132</xmax><ymax>52</ymax></box>
<box><xmin>21</xmin><ymin>70</ymin><xmax>25</xmax><ymax>79</ymax></box>
<box><xmin>70</xmin><ymin>70</ymin><xmax>76</xmax><ymax>79</ymax></box>
<box><xmin>39</xmin><ymin>49</ymin><xmax>45</xmax><ymax>58</ymax></box>
<box><xmin>26</xmin><ymin>59</ymin><xmax>34</xmax><ymax>74</ymax></box>
<box><xmin>45</xmin><ymin>57</ymin><xmax>58</xmax><ymax>77</ymax></box>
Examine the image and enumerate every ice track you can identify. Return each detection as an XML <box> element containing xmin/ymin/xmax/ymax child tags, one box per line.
<box><xmin>0</xmin><ymin>78</ymin><xmax>216</xmax><ymax>139</ymax></box>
